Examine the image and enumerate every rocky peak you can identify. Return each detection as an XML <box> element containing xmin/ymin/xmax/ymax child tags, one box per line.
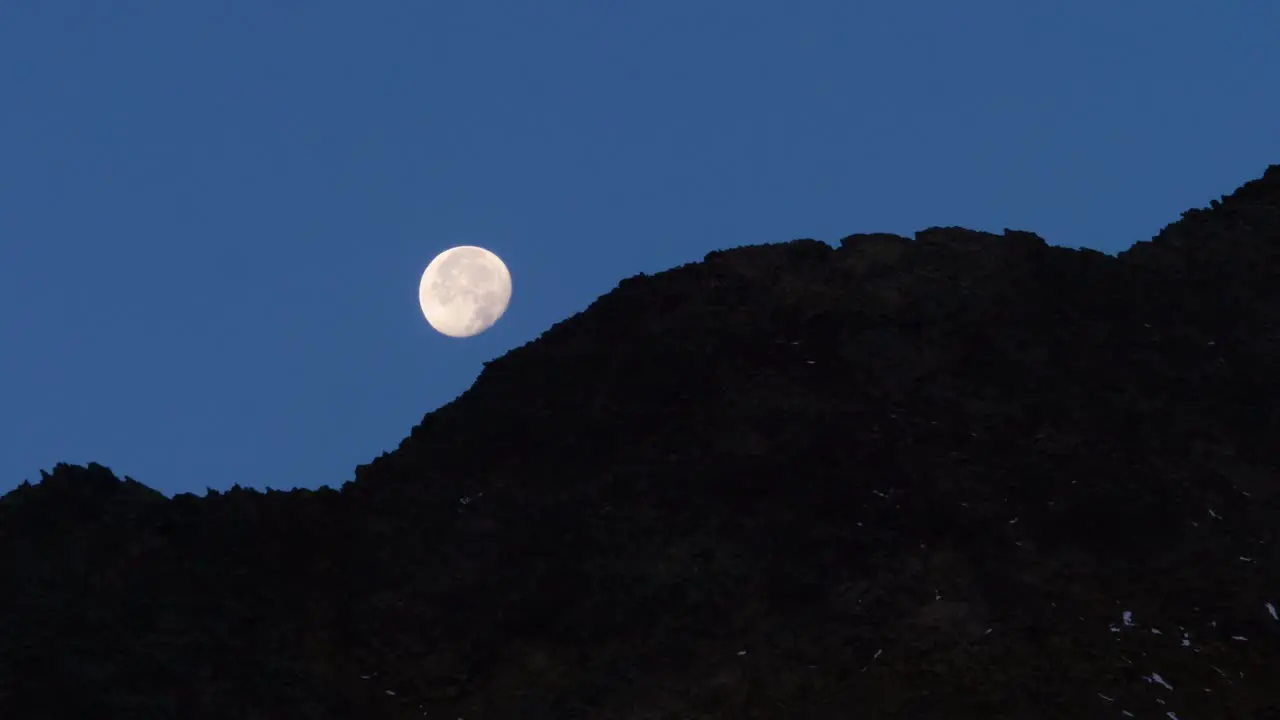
<box><xmin>2</xmin><ymin>165</ymin><xmax>1278</xmax><ymax>719</ymax></box>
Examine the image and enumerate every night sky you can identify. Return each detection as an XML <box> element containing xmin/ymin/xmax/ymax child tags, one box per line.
<box><xmin>3</xmin><ymin>1</ymin><xmax>1277</xmax><ymax>497</ymax></box>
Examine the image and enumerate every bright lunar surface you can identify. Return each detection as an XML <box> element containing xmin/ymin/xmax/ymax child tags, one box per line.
<box><xmin>418</xmin><ymin>245</ymin><xmax>513</xmax><ymax>338</ymax></box>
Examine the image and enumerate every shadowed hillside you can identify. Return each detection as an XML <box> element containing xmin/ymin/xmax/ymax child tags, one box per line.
<box><xmin>2</xmin><ymin>167</ymin><xmax>1279</xmax><ymax>719</ymax></box>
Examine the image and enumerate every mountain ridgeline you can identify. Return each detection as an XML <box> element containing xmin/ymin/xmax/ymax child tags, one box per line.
<box><xmin>3</xmin><ymin>167</ymin><xmax>1279</xmax><ymax>719</ymax></box>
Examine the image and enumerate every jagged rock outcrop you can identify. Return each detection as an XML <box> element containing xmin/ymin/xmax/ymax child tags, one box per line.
<box><xmin>2</xmin><ymin>167</ymin><xmax>1278</xmax><ymax>719</ymax></box>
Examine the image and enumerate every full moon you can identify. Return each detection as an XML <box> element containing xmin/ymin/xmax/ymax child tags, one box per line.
<box><xmin>418</xmin><ymin>245</ymin><xmax>513</xmax><ymax>338</ymax></box>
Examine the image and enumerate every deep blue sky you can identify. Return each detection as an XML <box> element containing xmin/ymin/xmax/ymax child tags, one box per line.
<box><xmin>3</xmin><ymin>2</ymin><xmax>1277</xmax><ymax>497</ymax></box>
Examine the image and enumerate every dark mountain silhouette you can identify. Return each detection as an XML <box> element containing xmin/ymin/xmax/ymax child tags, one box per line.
<box><xmin>3</xmin><ymin>167</ymin><xmax>1279</xmax><ymax>719</ymax></box>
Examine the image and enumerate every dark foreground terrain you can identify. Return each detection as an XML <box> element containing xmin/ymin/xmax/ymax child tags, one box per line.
<box><xmin>3</xmin><ymin>168</ymin><xmax>1279</xmax><ymax>719</ymax></box>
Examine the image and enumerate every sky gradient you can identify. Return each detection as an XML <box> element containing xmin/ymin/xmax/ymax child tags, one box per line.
<box><xmin>3</xmin><ymin>1</ymin><xmax>1277</xmax><ymax>497</ymax></box>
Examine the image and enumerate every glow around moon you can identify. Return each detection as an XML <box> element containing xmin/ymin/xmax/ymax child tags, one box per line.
<box><xmin>418</xmin><ymin>246</ymin><xmax>513</xmax><ymax>338</ymax></box>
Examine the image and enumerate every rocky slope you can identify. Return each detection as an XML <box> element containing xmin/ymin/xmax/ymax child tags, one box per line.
<box><xmin>2</xmin><ymin>166</ymin><xmax>1278</xmax><ymax>719</ymax></box>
